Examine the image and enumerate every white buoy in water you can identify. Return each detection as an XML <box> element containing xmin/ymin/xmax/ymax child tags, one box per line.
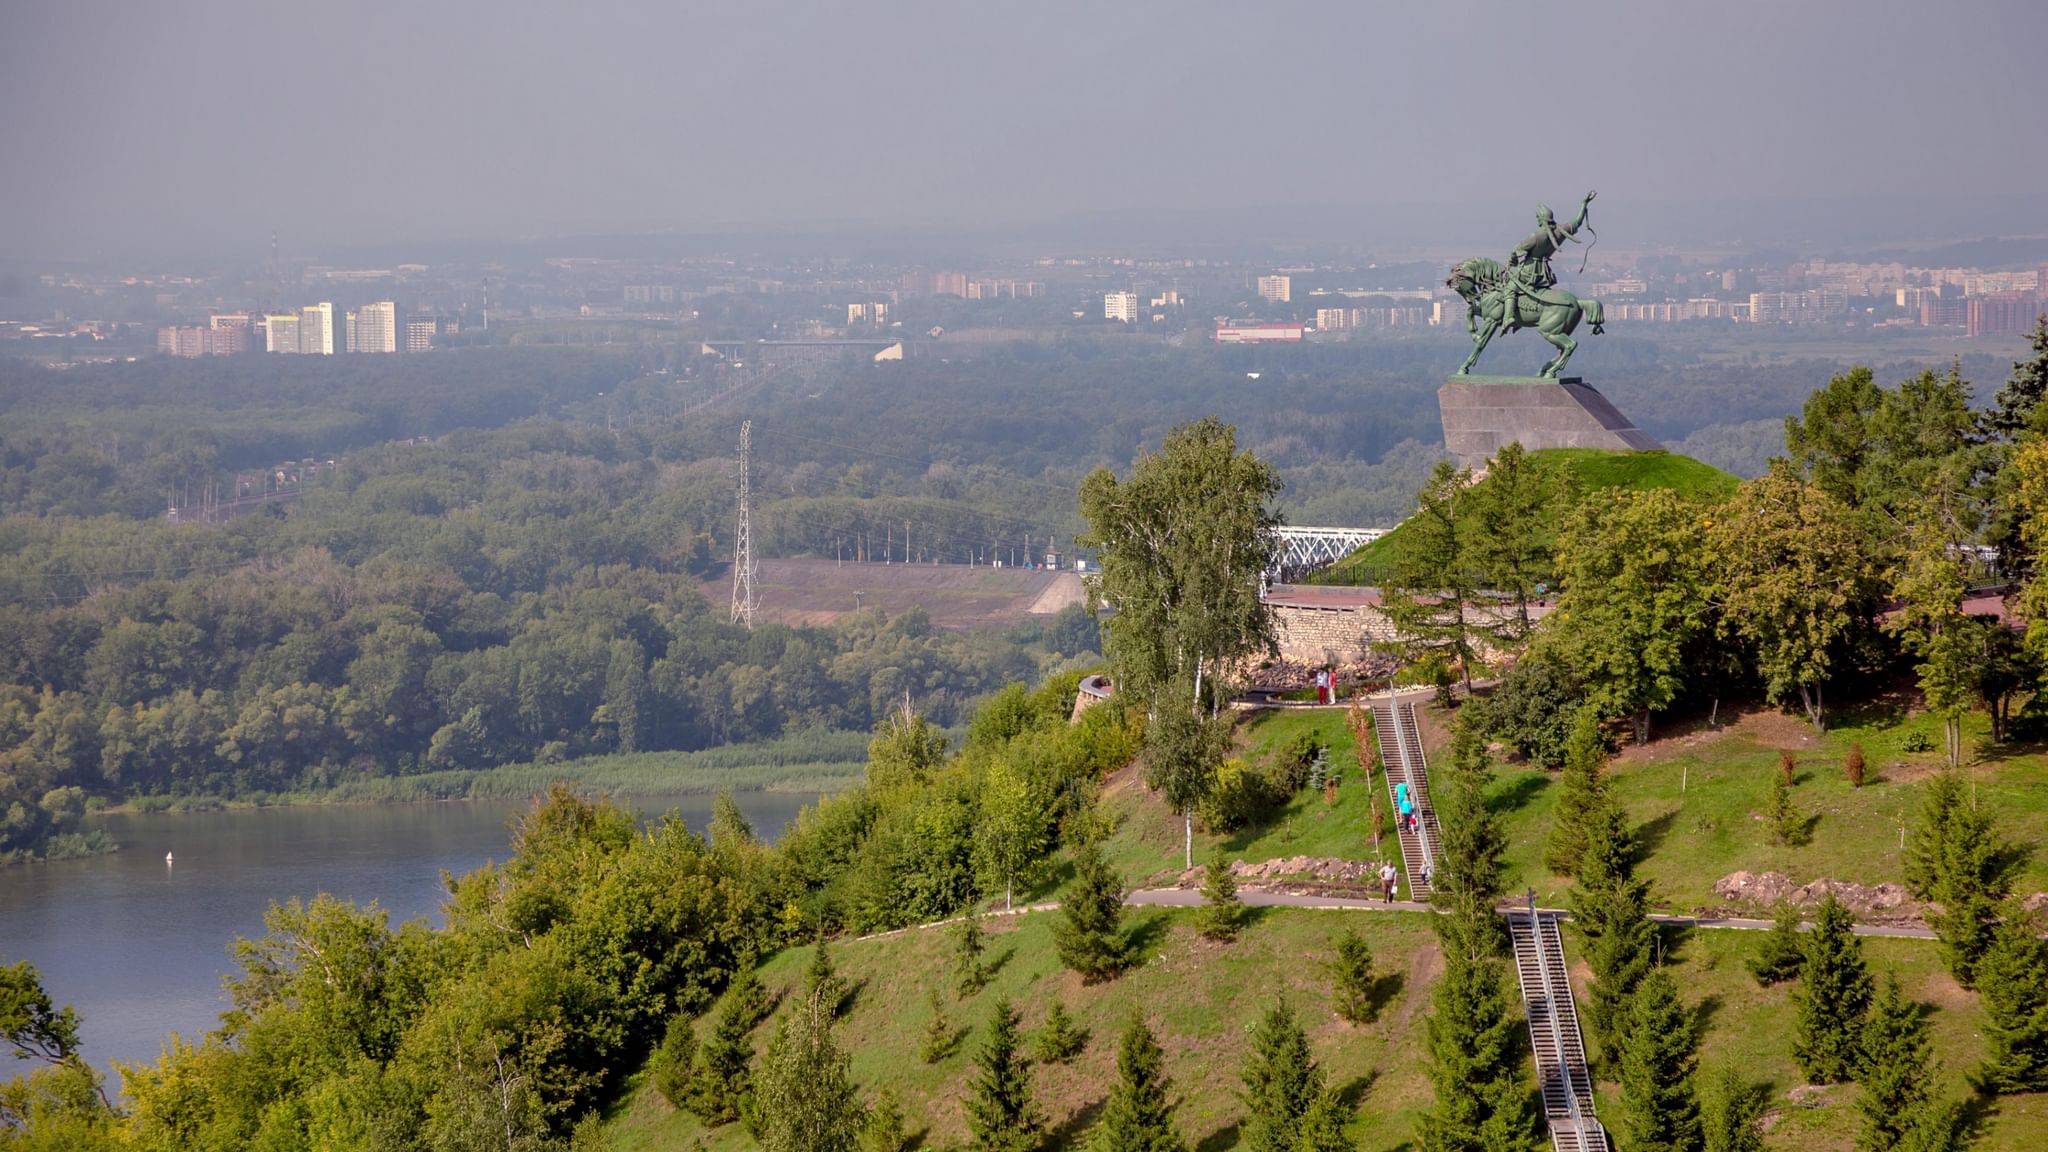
<box><xmin>165</xmin><ymin>851</ymin><xmax>174</xmax><ymax>865</ymax></box>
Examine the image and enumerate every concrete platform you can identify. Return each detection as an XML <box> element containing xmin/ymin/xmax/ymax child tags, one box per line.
<box><xmin>1438</xmin><ymin>376</ymin><xmax>1659</xmax><ymax>469</ymax></box>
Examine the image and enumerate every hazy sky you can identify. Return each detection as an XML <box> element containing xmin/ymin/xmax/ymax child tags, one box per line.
<box><xmin>4</xmin><ymin>0</ymin><xmax>2043</xmax><ymax>262</ymax></box>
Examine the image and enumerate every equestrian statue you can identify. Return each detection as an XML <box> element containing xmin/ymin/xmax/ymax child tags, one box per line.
<box><xmin>1448</xmin><ymin>190</ymin><xmax>1605</xmax><ymax>378</ymax></box>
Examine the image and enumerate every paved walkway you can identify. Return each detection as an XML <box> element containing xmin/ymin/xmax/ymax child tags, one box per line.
<box><xmin>855</xmin><ymin>885</ymin><xmax>1942</xmax><ymax>943</ymax></box>
<box><xmin>1131</xmin><ymin>887</ymin><xmax>1941</xmax><ymax>940</ymax></box>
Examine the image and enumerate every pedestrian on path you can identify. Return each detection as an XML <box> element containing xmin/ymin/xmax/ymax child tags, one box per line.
<box><xmin>1378</xmin><ymin>861</ymin><xmax>1397</xmax><ymax>903</ymax></box>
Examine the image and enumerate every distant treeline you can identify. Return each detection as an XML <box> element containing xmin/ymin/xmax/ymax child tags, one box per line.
<box><xmin>0</xmin><ymin>407</ymin><xmax>1100</xmax><ymax>861</ymax></box>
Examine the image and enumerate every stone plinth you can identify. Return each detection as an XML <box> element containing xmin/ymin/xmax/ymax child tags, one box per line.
<box><xmin>1438</xmin><ymin>375</ymin><xmax>1659</xmax><ymax>469</ymax></box>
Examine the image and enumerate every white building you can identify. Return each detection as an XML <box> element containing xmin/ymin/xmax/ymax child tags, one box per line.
<box><xmin>298</xmin><ymin>302</ymin><xmax>334</xmax><ymax>355</ymax></box>
<box><xmin>355</xmin><ymin>301</ymin><xmax>397</xmax><ymax>353</ymax></box>
<box><xmin>1104</xmin><ymin>290</ymin><xmax>1139</xmax><ymax>322</ymax></box>
<box><xmin>264</xmin><ymin>313</ymin><xmax>300</xmax><ymax>353</ymax></box>
<box><xmin>1256</xmin><ymin>274</ymin><xmax>1291</xmax><ymax>303</ymax></box>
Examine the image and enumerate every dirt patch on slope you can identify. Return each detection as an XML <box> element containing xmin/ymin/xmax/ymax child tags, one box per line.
<box><xmin>1711</xmin><ymin>870</ymin><xmax>1924</xmax><ymax>925</ymax></box>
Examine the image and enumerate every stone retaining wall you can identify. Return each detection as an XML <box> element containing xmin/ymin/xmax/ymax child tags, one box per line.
<box><xmin>1271</xmin><ymin>602</ymin><xmax>1396</xmax><ymax>664</ymax></box>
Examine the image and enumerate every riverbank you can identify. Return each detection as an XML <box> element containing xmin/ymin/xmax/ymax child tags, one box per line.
<box><xmin>106</xmin><ymin>730</ymin><xmax>877</xmax><ymax>817</ymax></box>
<box><xmin>0</xmin><ymin>828</ymin><xmax>119</xmax><ymax>867</ymax></box>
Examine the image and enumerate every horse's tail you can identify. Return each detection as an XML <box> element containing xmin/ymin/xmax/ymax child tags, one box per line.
<box><xmin>1583</xmin><ymin>298</ymin><xmax>1605</xmax><ymax>335</ymax></box>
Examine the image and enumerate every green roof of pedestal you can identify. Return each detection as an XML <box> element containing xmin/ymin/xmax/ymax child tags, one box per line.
<box><xmin>1307</xmin><ymin>448</ymin><xmax>1738</xmax><ymax>586</ymax></box>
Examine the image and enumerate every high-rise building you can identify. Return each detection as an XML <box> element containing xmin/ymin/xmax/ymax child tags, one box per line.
<box><xmin>344</xmin><ymin>311</ymin><xmax>358</xmax><ymax>353</ymax></box>
<box><xmin>405</xmin><ymin>315</ymin><xmax>437</xmax><ymax>353</ymax></box>
<box><xmin>1256</xmin><ymin>274</ymin><xmax>1292</xmax><ymax>303</ymax></box>
<box><xmin>1104</xmin><ymin>291</ymin><xmax>1139</xmax><ymax>322</ymax></box>
<box><xmin>1968</xmin><ymin>292</ymin><xmax>2041</xmax><ymax>338</ymax></box>
<box><xmin>355</xmin><ymin>301</ymin><xmax>397</xmax><ymax>353</ymax></box>
<box><xmin>265</xmin><ymin>313</ymin><xmax>301</xmax><ymax>353</ymax></box>
<box><xmin>299</xmin><ymin>302</ymin><xmax>334</xmax><ymax>354</ymax></box>
<box><xmin>208</xmin><ymin>313</ymin><xmax>252</xmax><ymax>354</ymax></box>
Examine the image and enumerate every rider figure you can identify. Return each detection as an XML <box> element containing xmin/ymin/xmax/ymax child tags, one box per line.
<box><xmin>1503</xmin><ymin>190</ymin><xmax>1595</xmax><ymax>328</ymax></box>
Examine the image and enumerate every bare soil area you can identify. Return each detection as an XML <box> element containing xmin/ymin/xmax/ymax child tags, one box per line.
<box><xmin>699</xmin><ymin>557</ymin><xmax>1082</xmax><ymax>629</ymax></box>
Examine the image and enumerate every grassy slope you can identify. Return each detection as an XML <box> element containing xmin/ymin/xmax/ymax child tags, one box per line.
<box><xmin>602</xmin><ymin>907</ymin><xmax>1445</xmax><ymax>1150</ymax></box>
<box><xmin>592</xmin><ymin>701</ymin><xmax>2048</xmax><ymax>1151</ymax></box>
<box><xmin>598</xmin><ymin>905</ymin><xmax>2045</xmax><ymax>1151</ymax></box>
<box><xmin>1099</xmin><ymin>708</ymin><xmax>1397</xmax><ymax>891</ymax></box>
<box><xmin>1422</xmin><ymin>700</ymin><xmax>2048</xmax><ymax>912</ymax></box>
<box><xmin>1311</xmin><ymin>448</ymin><xmax>1740</xmax><ymax>586</ymax></box>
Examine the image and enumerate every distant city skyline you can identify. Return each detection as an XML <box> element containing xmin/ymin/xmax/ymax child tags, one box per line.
<box><xmin>4</xmin><ymin>1</ymin><xmax>2046</xmax><ymax>262</ymax></box>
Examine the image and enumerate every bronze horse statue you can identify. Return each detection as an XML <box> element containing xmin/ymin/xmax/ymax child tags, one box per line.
<box><xmin>1446</xmin><ymin>256</ymin><xmax>1605</xmax><ymax>378</ymax></box>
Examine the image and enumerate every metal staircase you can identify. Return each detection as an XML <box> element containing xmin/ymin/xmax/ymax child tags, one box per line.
<box><xmin>1369</xmin><ymin>694</ymin><xmax>1439</xmax><ymax>901</ymax></box>
<box><xmin>1507</xmin><ymin>894</ymin><xmax>1608</xmax><ymax>1152</ymax></box>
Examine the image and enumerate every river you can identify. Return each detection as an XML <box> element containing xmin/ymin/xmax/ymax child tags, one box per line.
<box><xmin>0</xmin><ymin>792</ymin><xmax>812</xmax><ymax>1077</ymax></box>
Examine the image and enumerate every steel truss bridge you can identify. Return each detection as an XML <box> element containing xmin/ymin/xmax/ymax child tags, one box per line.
<box><xmin>1266</xmin><ymin>526</ymin><xmax>1389</xmax><ymax>581</ymax></box>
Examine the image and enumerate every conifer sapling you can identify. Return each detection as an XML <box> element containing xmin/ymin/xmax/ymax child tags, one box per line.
<box><xmin>1792</xmin><ymin>894</ymin><xmax>1872</xmax><ymax>1084</ymax></box>
<box><xmin>920</xmin><ymin>987</ymin><xmax>953</xmax><ymax>1065</ymax></box>
<box><xmin>1328</xmin><ymin>928</ymin><xmax>1376</xmax><ymax>1024</ymax></box>
<box><xmin>1034</xmin><ymin>999</ymin><xmax>1085</xmax><ymax>1065</ymax></box>
<box><xmin>965</xmin><ymin>998</ymin><xmax>1042</xmax><ymax>1152</ymax></box>
<box><xmin>1746</xmin><ymin>903</ymin><xmax>1804</xmax><ymax>987</ymax></box>
<box><xmin>1088</xmin><ymin>1014</ymin><xmax>1184</xmax><ymax>1152</ymax></box>
<box><xmin>1197</xmin><ymin>855</ymin><xmax>1246</xmax><ymax>942</ymax></box>
<box><xmin>955</xmin><ymin>905</ymin><xmax>988</xmax><ymax>998</ymax></box>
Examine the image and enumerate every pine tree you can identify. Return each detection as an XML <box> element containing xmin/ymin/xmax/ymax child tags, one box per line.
<box><xmin>1328</xmin><ymin>928</ymin><xmax>1376</xmax><ymax>1024</ymax></box>
<box><xmin>1903</xmin><ymin>772</ymin><xmax>1965</xmax><ymax>900</ymax></box>
<box><xmin>1747</xmin><ymin>903</ymin><xmax>1805</xmax><ymax>986</ymax></box>
<box><xmin>1699</xmin><ymin>1064</ymin><xmax>1767</xmax><ymax>1152</ymax></box>
<box><xmin>1544</xmin><ymin>708</ymin><xmax>1608</xmax><ymax>876</ymax></box>
<box><xmin>1792</xmin><ymin>894</ymin><xmax>1873</xmax><ymax>1084</ymax></box>
<box><xmin>1054</xmin><ymin>840</ymin><xmax>1128</xmax><ymax>981</ymax></box>
<box><xmin>1767</xmin><ymin>770</ymin><xmax>1808</xmax><ymax>846</ymax></box>
<box><xmin>1290</xmin><ymin>1088</ymin><xmax>1354</xmax><ymax>1152</ymax></box>
<box><xmin>753</xmin><ymin>998</ymin><xmax>864</xmax><ymax>1152</ymax></box>
<box><xmin>1618</xmin><ymin>970</ymin><xmax>1703</xmax><ymax>1152</ymax></box>
<box><xmin>966</xmin><ymin>999</ymin><xmax>1042</xmax><ymax>1152</ymax></box>
<box><xmin>726</xmin><ymin>959</ymin><xmax>770</xmax><ymax>1025</ymax></box>
<box><xmin>1923</xmin><ymin>787</ymin><xmax>2012</xmax><ymax>987</ymax></box>
<box><xmin>1989</xmin><ymin>313</ymin><xmax>2048</xmax><ymax>434</ymax></box>
<box><xmin>1975</xmin><ymin>908</ymin><xmax>2048</xmax><ymax>1093</ymax></box>
<box><xmin>1238</xmin><ymin>1001</ymin><xmax>1325</xmax><ymax>1152</ymax></box>
<box><xmin>863</xmin><ymin>1088</ymin><xmax>909</xmax><ymax>1152</ymax></box>
<box><xmin>1089</xmin><ymin>1015</ymin><xmax>1185</xmax><ymax>1152</ymax></box>
<box><xmin>806</xmin><ymin>936</ymin><xmax>849</xmax><ymax>1018</ymax></box>
<box><xmin>651</xmin><ymin>1012</ymin><xmax>697</xmax><ymax>1108</ymax></box>
<box><xmin>920</xmin><ymin>987</ymin><xmax>953</xmax><ymax>1065</ymax></box>
<box><xmin>1417</xmin><ymin>912</ymin><xmax>1543</xmax><ymax>1152</ymax></box>
<box><xmin>1571</xmin><ymin>801</ymin><xmax>1655</xmax><ymax>1065</ymax></box>
<box><xmin>1855</xmin><ymin>974</ymin><xmax>1964</xmax><ymax>1152</ymax></box>
<box><xmin>1377</xmin><ymin>460</ymin><xmax>1483</xmax><ymax>694</ymax></box>
<box><xmin>1432</xmin><ymin>715</ymin><xmax>1509</xmax><ymax>943</ymax></box>
<box><xmin>955</xmin><ymin>905</ymin><xmax>989</xmax><ymax>997</ymax></box>
<box><xmin>690</xmin><ymin>970</ymin><xmax>767</xmax><ymax>1124</ymax></box>
<box><xmin>1197</xmin><ymin>855</ymin><xmax>1246</xmax><ymax>942</ymax></box>
<box><xmin>1035</xmin><ymin>999</ymin><xmax>1086</xmax><ymax>1065</ymax></box>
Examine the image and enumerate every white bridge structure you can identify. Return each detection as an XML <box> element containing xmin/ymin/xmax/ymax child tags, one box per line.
<box><xmin>1267</xmin><ymin>526</ymin><xmax>1389</xmax><ymax>580</ymax></box>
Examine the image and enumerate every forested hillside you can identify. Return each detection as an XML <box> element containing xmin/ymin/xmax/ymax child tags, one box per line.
<box><xmin>0</xmin><ymin>334</ymin><xmax>2018</xmax><ymax>864</ymax></box>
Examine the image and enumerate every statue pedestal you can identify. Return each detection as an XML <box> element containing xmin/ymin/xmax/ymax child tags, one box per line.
<box><xmin>1438</xmin><ymin>376</ymin><xmax>1659</xmax><ymax>469</ymax></box>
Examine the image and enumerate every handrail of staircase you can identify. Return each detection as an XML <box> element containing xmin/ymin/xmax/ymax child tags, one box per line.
<box><xmin>1386</xmin><ymin>685</ymin><xmax>1437</xmax><ymax>879</ymax></box>
<box><xmin>1528</xmin><ymin>888</ymin><xmax>1586</xmax><ymax>1132</ymax></box>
